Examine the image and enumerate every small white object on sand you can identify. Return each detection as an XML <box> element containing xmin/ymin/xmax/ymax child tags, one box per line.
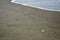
<box><xmin>41</xmin><ymin>29</ymin><xmax>45</xmax><ymax>33</ymax></box>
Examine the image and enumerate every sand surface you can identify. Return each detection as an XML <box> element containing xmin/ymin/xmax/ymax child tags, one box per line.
<box><xmin>0</xmin><ymin>0</ymin><xmax>60</xmax><ymax>40</ymax></box>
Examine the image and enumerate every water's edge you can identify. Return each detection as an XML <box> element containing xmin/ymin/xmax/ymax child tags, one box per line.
<box><xmin>11</xmin><ymin>0</ymin><xmax>60</xmax><ymax>12</ymax></box>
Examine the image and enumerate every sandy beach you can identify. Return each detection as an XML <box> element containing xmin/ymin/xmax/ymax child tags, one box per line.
<box><xmin>0</xmin><ymin>0</ymin><xmax>60</xmax><ymax>40</ymax></box>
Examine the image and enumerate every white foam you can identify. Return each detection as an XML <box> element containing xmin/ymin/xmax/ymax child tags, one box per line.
<box><xmin>11</xmin><ymin>0</ymin><xmax>16</xmax><ymax>2</ymax></box>
<box><xmin>11</xmin><ymin>0</ymin><xmax>60</xmax><ymax>12</ymax></box>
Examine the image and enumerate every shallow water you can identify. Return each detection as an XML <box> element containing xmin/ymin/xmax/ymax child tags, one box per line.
<box><xmin>11</xmin><ymin>0</ymin><xmax>60</xmax><ymax>11</ymax></box>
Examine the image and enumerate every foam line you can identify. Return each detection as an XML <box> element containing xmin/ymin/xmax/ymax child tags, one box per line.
<box><xmin>11</xmin><ymin>0</ymin><xmax>60</xmax><ymax>12</ymax></box>
<box><xmin>11</xmin><ymin>0</ymin><xmax>15</xmax><ymax>2</ymax></box>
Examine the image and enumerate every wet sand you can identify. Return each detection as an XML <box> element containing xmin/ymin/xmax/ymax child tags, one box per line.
<box><xmin>0</xmin><ymin>0</ymin><xmax>60</xmax><ymax>40</ymax></box>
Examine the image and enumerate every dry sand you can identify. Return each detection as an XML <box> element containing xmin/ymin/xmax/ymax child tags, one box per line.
<box><xmin>0</xmin><ymin>0</ymin><xmax>60</xmax><ymax>40</ymax></box>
